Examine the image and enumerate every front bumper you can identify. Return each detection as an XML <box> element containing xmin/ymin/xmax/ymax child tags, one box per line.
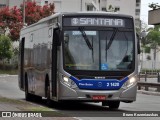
<box><xmin>58</xmin><ymin>81</ymin><xmax>137</xmax><ymax>102</ymax></box>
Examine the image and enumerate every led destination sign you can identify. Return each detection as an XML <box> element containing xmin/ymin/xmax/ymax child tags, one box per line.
<box><xmin>71</xmin><ymin>18</ymin><xmax>125</xmax><ymax>27</ymax></box>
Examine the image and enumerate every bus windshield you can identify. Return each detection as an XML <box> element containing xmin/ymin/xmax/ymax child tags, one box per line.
<box><xmin>63</xmin><ymin>28</ymin><xmax>134</xmax><ymax>71</ymax></box>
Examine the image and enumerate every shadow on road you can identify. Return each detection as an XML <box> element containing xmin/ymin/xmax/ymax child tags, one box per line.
<box><xmin>21</xmin><ymin>98</ymin><xmax>127</xmax><ymax>112</ymax></box>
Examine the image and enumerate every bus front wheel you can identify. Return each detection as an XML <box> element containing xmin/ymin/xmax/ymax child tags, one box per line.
<box><xmin>108</xmin><ymin>101</ymin><xmax>120</xmax><ymax>109</ymax></box>
<box><xmin>46</xmin><ymin>85</ymin><xmax>52</xmax><ymax>107</ymax></box>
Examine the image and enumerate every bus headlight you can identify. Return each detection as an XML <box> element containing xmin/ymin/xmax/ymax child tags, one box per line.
<box><xmin>63</xmin><ymin>76</ymin><xmax>69</xmax><ymax>83</ymax></box>
<box><xmin>62</xmin><ymin>76</ymin><xmax>78</xmax><ymax>88</ymax></box>
<box><xmin>129</xmin><ymin>77</ymin><xmax>136</xmax><ymax>84</ymax></box>
<box><xmin>122</xmin><ymin>77</ymin><xmax>136</xmax><ymax>88</ymax></box>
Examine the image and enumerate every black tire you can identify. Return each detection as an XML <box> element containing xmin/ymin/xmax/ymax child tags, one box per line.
<box><xmin>25</xmin><ymin>75</ymin><xmax>32</xmax><ymax>101</ymax></box>
<box><xmin>32</xmin><ymin>95</ymin><xmax>42</xmax><ymax>102</ymax></box>
<box><xmin>108</xmin><ymin>101</ymin><xmax>120</xmax><ymax>109</ymax></box>
<box><xmin>46</xmin><ymin>85</ymin><xmax>52</xmax><ymax>107</ymax></box>
<box><xmin>25</xmin><ymin>75</ymin><xmax>42</xmax><ymax>102</ymax></box>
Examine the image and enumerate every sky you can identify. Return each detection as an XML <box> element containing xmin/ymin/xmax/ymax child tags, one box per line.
<box><xmin>140</xmin><ymin>0</ymin><xmax>160</xmax><ymax>24</ymax></box>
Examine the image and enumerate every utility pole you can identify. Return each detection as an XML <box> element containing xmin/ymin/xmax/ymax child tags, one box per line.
<box><xmin>81</xmin><ymin>0</ymin><xmax>82</xmax><ymax>11</ymax></box>
<box><xmin>23</xmin><ymin>0</ymin><xmax>25</xmax><ymax>26</ymax></box>
<box><xmin>98</xmin><ymin>0</ymin><xmax>100</xmax><ymax>11</ymax></box>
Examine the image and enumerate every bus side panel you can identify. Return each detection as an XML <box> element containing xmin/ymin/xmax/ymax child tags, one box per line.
<box><xmin>32</xmin><ymin>26</ymin><xmax>50</xmax><ymax>97</ymax></box>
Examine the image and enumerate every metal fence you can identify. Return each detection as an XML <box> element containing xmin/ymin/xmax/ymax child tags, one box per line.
<box><xmin>139</xmin><ymin>72</ymin><xmax>160</xmax><ymax>83</ymax></box>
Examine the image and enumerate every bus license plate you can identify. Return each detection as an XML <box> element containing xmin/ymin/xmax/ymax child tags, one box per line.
<box><xmin>92</xmin><ymin>95</ymin><xmax>106</xmax><ymax>100</ymax></box>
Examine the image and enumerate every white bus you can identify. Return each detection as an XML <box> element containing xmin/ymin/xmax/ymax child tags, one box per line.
<box><xmin>19</xmin><ymin>12</ymin><xmax>140</xmax><ymax>109</ymax></box>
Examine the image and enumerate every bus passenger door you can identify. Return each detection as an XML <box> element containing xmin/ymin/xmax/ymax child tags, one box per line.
<box><xmin>52</xmin><ymin>27</ymin><xmax>61</xmax><ymax>97</ymax></box>
<box><xmin>19</xmin><ymin>38</ymin><xmax>25</xmax><ymax>89</ymax></box>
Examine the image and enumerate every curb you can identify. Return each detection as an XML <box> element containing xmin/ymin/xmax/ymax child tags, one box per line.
<box><xmin>137</xmin><ymin>90</ymin><xmax>160</xmax><ymax>96</ymax></box>
<box><xmin>0</xmin><ymin>74</ymin><xmax>18</xmax><ymax>77</ymax></box>
<box><xmin>0</xmin><ymin>96</ymin><xmax>75</xmax><ymax>119</ymax></box>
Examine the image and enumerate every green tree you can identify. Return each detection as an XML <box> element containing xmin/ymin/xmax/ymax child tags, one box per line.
<box><xmin>146</xmin><ymin>25</ymin><xmax>160</xmax><ymax>48</ymax></box>
<box><xmin>149</xmin><ymin>3</ymin><xmax>160</xmax><ymax>10</ymax></box>
<box><xmin>0</xmin><ymin>6</ymin><xmax>23</xmax><ymax>41</ymax></box>
<box><xmin>147</xmin><ymin>2</ymin><xmax>160</xmax><ymax>48</ymax></box>
<box><xmin>146</xmin><ymin>25</ymin><xmax>160</xmax><ymax>68</ymax></box>
<box><xmin>0</xmin><ymin>35</ymin><xmax>13</xmax><ymax>63</ymax></box>
<box><xmin>21</xmin><ymin>1</ymin><xmax>55</xmax><ymax>26</ymax></box>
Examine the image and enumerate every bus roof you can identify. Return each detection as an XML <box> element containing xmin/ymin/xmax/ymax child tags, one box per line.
<box><xmin>39</xmin><ymin>12</ymin><xmax>133</xmax><ymax>23</ymax></box>
<box><xmin>61</xmin><ymin>11</ymin><xmax>133</xmax><ymax>18</ymax></box>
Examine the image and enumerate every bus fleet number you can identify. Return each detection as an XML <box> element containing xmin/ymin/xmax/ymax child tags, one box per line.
<box><xmin>106</xmin><ymin>82</ymin><xmax>119</xmax><ymax>87</ymax></box>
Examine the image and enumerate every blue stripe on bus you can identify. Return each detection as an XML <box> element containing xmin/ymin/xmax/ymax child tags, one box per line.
<box><xmin>69</xmin><ymin>76</ymin><xmax>129</xmax><ymax>90</ymax></box>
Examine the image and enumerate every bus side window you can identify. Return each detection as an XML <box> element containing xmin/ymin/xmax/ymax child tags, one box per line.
<box><xmin>48</xmin><ymin>28</ymin><xmax>52</xmax><ymax>38</ymax></box>
<box><xmin>30</xmin><ymin>33</ymin><xmax>33</xmax><ymax>42</ymax></box>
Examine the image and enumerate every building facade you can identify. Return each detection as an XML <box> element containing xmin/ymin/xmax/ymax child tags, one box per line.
<box><xmin>0</xmin><ymin>0</ymin><xmax>141</xmax><ymax>23</ymax></box>
<box><xmin>34</xmin><ymin>0</ymin><xmax>141</xmax><ymax>27</ymax></box>
<box><xmin>0</xmin><ymin>0</ymin><xmax>32</xmax><ymax>8</ymax></box>
<box><xmin>0</xmin><ymin>0</ymin><xmax>8</xmax><ymax>8</ymax></box>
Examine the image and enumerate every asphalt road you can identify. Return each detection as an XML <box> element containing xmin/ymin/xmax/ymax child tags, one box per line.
<box><xmin>0</xmin><ymin>75</ymin><xmax>160</xmax><ymax>120</ymax></box>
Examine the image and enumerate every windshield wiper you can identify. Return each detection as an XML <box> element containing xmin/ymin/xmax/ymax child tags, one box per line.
<box><xmin>79</xmin><ymin>27</ymin><xmax>94</xmax><ymax>62</ymax></box>
<box><xmin>79</xmin><ymin>27</ymin><xmax>93</xmax><ymax>50</ymax></box>
<box><xmin>106</xmin><ymin>28</ymin><xmax>118</xmax><ymax>50</ymax></box>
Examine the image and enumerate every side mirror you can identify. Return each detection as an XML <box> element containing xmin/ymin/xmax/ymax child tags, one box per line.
<box><xmin>53</xmin><ymin>27</ymin><xmax>61</xmax><ymax>46</ymax></box>
<box><xmin>136</xmin><ymin>33</ymin><xmax>141</xmax><ymax>54</ymax></box>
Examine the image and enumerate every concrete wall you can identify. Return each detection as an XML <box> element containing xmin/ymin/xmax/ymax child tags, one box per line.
<box><xmin>148</xmin><ymin>9</ymin><xmax>160</xmax><ymax>25</ymax></box>
<box><xmin>140</xmin><ymin>48</ymin><xmax>160</xmax><ymax>69</ymax></box>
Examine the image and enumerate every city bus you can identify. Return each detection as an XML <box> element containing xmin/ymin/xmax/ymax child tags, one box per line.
<box><xmin>19</xmin><ymin>12</ymin><xmax>140</xmax><ymax>109</ymax></box>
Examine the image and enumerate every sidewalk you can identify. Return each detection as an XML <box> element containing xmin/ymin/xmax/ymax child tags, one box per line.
<box><xmin>137</xmin><ymin>90</ymin><xmax>160</xmax><ymax>96</ymax></box>
<box><xmin>0</xmin><ymin>96</ymin><xmax>76</xmax><ymax>120</ymax></box>
<box><xmin>138</xmin><ymin>77</ymin><xmax>160</xmax><ymax>96</ymax></box>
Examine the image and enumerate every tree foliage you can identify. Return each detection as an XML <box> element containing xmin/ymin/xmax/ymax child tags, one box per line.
<box><xmin>149</xmin><ymin>3</ymin><xmax>160</xmax><ymax>10</ymax></box>
<box><xmin>146</xmin><ymin>25</ymin><xmax>160</xmax><ymax>48</ymax></box>
<box><xmin>0</xmin><ymin>1</ymin><xmax>55</xmax><ymax>41</ymax></box>
<box><xmin>107</xmin><ymin>5</ymin><xmax>118</xmax><ymax>12</ymax></box>
<box><xmin>144</xmin><ymin>25</ymin><xmax>160</xmax><ymax>61</ymax></box>
<box><xmin>22</xmin><ymin>1</ymin><xmax>55</xmax><ymax>26</ymax></box>
<box><xmin>0</xmin><ymin>35</ymin><xmax>12</xmax><ymax>61</ymax></box>
<box><xmin>0</xmin><ymin>6</ymin><xmax>22</xmax><ymax>34</ymax></box>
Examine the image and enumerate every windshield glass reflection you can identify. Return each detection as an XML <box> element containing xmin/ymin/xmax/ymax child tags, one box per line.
<box><xmin>64</xmin><ymin>29</ymin><xmax>134</xmax><ymax>71</ymax></box>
